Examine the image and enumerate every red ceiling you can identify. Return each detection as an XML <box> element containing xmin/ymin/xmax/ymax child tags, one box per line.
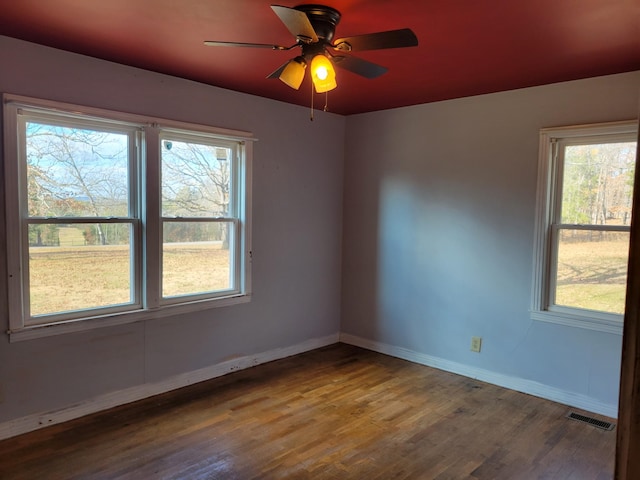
<box><xmin>1</xmin><ymin>0</ymin><xmax>639</xmax><ymax>115</ymax></box>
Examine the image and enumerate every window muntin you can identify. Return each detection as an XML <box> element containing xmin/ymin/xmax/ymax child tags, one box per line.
<box><xmin>532</xmin><ymin>121</ymin><xmax>638</xmax><ymax>333</ymax></box>
<box><xmin>4</xmin><ymin>95</ymin><xmax>252</xmax><ymax>339</ymax></box>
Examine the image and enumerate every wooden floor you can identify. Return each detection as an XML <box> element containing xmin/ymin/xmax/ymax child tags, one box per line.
<box><xmin>0</xmin><ymin>344</ymin><xmax>616</xmax><ymax>479</ymax></box>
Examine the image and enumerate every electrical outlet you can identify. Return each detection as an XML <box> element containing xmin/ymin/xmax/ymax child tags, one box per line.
<box><xmin>471</xmin><ymin>336</ymin><xmax>482</xmax><ymax>353</ymax></box>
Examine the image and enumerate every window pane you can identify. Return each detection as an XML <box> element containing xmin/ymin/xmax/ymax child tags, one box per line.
<box><xmin>561</xmin><ymin>142</ymin><xmax>636</xmax><ymax>225</ymax></box>
<box><xmin>162</xmin><ymin>221</ymin><xmax>233</xmax><ymax>298</ymax></box>
<box><xmin>26</xmin><ymin>122</ymin><xmax>130</xmax><ymax>218</ymax></box>
<box><xmin>28</xmin><ymin>223</ymin><xmax>133</xmax><ymax>317</ymax></box>
<box><xmin>161</xmin><ymin>139</ymin><xmax>231</xmax><ymax>217</ymax></box>
<box><xmin>555</xmin><ymin>229</ymin><xmax>629</xmax><ymax>314</ymax></box>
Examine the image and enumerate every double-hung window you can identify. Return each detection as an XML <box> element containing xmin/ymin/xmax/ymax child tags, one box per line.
<box><xmin>3</xmin><ymin>94</ymin><xmax>252</xmax><ymax>340</ymax></box>
<box><xmin>159</xmin><ymin>130</ymin><xmax>247</xmax><ymax>302</ymax></box>
<box><xmin>531</xmin><ymin>120</ymin><xmax>638</xmax><ymax>333</ymax></box>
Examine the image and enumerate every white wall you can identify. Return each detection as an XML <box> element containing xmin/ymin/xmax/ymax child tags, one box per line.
<box><xmin>341</xmin><ymin>72</ymin><xmax>640</xmax><ymax>416</ymax></box>
<box><xmin>0</xmin><ymin>36</ymin><xmax>345</xmax><ymax>428</ymax></box>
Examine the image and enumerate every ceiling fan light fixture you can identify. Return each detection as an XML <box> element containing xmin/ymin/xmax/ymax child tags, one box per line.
<box><xmin>310</xmin><ymin>54</ymin><xmax>336</xmax><ymax>93</ymax></box>
<box><xmin>279</xmin><ymin>56</ymin><xmax>307</xmax><ymax>90</ymax></box>
<box><xmin>204</xmin><ymin>4</ymin><xmax>418</xmax><ymax>113</ymax></box>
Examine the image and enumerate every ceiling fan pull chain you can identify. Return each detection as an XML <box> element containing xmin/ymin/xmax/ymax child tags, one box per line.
<box><xmin>310</xmin><ymin>80</ymin><xmax>314</xmax><ymax>121</ymax></box>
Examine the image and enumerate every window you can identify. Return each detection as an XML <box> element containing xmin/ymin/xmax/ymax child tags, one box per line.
<box><xmin>532</xmin><ymin>120</ymin><xmax>638</xmax><ymax>333</ymax></box>
<box><xmin>4</xmin><ymin>94</ymin><xmax>253</xmax><ymax>340</ymax></box>
<box><xmin>159</xmin><ymin>131</ymin><xmax>246</xmax><ymax>302</ymax></box>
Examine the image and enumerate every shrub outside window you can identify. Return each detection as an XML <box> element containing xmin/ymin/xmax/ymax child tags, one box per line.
<box><xmin>531</xmin><ymin>120</ymin><xmax>638</xmax><ymax>333</ymax></box>
<box><xmin>3</xmin><ymin>94</ymin><xmax>253</xmax><ymax>341</ymax></box>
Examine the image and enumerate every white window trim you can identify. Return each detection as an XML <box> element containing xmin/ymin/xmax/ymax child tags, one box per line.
<box><xmin>3</xmin><ymin>93</ymin><xmax>255</xmax><ymax>342</ymax></box>
<box><xmin>531</xmin><ymin>119</ymin><xmax>638</xmax><ymax>335</ymax></box>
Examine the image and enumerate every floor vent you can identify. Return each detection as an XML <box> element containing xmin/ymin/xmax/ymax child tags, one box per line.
<box><xmin>567</xmin><ymin>412</ymin><xmax>615</xmax><ymax>431</ymax></box>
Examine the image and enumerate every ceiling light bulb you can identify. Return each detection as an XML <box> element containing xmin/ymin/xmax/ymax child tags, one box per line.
<box><xmin>316</xmin><ymin>66</ymin><xmax>328</xmax><ymax>80</ymax></box>
<box><xmin>310</xmin><ymin>55</ymin><xmax>336</xmax><ymax>93</ymax></box>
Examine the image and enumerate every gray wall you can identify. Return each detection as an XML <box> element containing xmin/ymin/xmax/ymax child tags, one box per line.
<box><xmin>0</xmin><ymin>36</ymin><xmax>345</xmax><ymax>423</ymax></box>
<box><xmin>341</xmin><ymin>71</ymin><xmax>640</xmax><ymax>413</ymax></box>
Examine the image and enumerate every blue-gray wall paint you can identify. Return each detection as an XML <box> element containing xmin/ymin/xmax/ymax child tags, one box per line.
<box><xmin>341</xmin><ymin>72</ymin><xmax>640</xmax><ymax>411</ymax></box>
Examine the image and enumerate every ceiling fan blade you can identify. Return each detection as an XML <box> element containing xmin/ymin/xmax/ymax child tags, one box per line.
<box><xmin>204</xmin><ymin>40</ymin><xmax>288</xmax><ymax>50</ymax></box>
<box><xmin>271</xmin><ymin>5</ymin><xmax>318</xmax><ymax>43</ymax></box>
<box><xmin>332</xmin><ymin>56</ymin><xmax>388</xmax><ymax>79</ymax></box>
<box><xmin>333</xmin><ymin>28</ymin><xmax>418</xmax><ymax>52</ymax></box>
<box><xmin>267</xmin><ymin>61</ymin><xmax>289</xmax><ymax>79</ymax></box>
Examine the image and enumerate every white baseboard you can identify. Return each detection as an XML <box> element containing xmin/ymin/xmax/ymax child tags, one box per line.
<box><xmin>0</xmin><ymin>333</ymin><xmax>339</xmax><ymax>441</ymax></box>
<box><xmin>340</xmin><ymin>333</ymin><xmax>617</xmax><ymax>418</ymax></box>
<box><xmin>1</xmin><ymin>331</ymin><xmax>616</xmax><ymax>441</ymax></box>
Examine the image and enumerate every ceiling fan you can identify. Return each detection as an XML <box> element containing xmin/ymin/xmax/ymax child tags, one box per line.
<box><xmin>204</xmin><ymin>4</ymin><xmax>418</xmax><ymax>94</ymax></box>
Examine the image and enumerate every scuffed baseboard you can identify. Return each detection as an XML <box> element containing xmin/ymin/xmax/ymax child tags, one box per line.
<box><xmin>0</xmin><ymin>333</ymin><xmax>339</xmax><ymax>440</ymax></box>
<box><xmin>1</xmin><ymin>331</ymin><xmax>617</xmax><ymax>441</ymax></box>
<box><xmin>340</xmin><ymin>333</ymin><xmax>617</xmax><ymax>418</ymax></box>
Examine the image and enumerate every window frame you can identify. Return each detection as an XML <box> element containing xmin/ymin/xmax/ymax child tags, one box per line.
<box><xmin>531</xmin><ymin>120</ymin><xmax>638</xmax><ymax>334</ymax></box>
<box><xmin>3</xmin><ymin>94</ymin><xmax>254</xmax><ymax>342</ymax></box>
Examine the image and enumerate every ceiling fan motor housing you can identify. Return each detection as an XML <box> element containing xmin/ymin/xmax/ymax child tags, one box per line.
<box><xmin>294</xmin><ymin>4</ymin><xmax>341</xmax><ymax>43</ymax></box>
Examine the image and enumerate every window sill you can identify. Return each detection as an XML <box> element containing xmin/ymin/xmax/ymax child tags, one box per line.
<box><xmin>7</xmin><ymin>294</ymin><xmax>251</xmax><ymax>342</ymax></box>
<box><xmin>531</xmin><ymin>309</ymin><xmax>623</xmax><ymax>335</ymax></box>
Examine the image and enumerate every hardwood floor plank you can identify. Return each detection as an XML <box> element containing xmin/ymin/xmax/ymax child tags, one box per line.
<box><xmin>0</xmin><ymin>344</ymin><xmax>616</xmax><ymax>479</ymax></box>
